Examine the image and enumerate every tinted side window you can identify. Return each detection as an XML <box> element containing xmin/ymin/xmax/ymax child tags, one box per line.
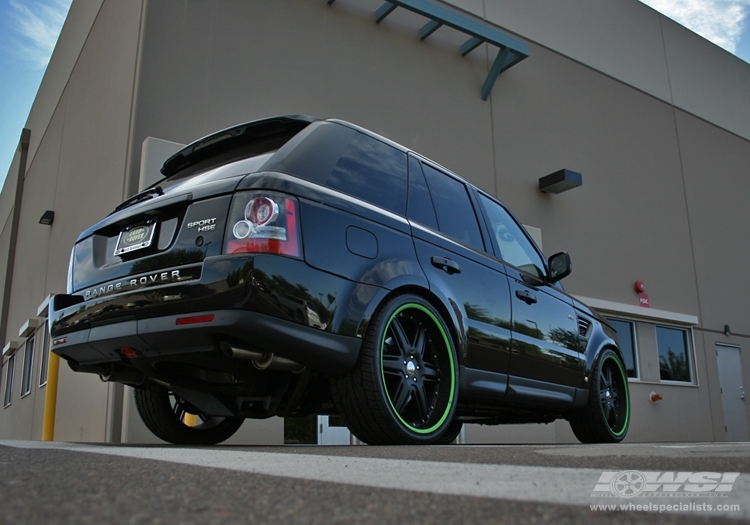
<box><xmin>407</xmin><ymin>156</ymin><xmax>438</xmax><ymax>230</ymax></box>
<box><xmin>421</xmin><ymin>164</ymin><xmax>484</xmax><ymax>251</ymax></box>
<box><xmin>329</xmin><ymin>132</ymin><xmax>407</xmax><ymax>214</ymax></box>
<box><xmin>478</xmin><ymin>194</ymin><xmax>545</xmax><ymax>277</ymax></box>
<box><xmin>265</xmin><ymin>122</ymin><xmax>407</xmax><ymax>215</ymax></box>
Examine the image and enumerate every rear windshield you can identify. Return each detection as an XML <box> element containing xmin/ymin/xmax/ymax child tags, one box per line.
<box><xmin>160</xmin><ymin>135</ymin><xmax>290</xmax><ymax>191</ymax></box>
<box><xmin>264</xmin><ymin>122</ymin><xmax>408</xmax><ymax>215</ymax></box>
<box><xmin>159</xmin><ymin>152</ymin><xmax>277</xmax><ymax>194</ymax></box>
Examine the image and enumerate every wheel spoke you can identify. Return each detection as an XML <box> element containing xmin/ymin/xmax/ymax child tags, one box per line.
<box><xmin>413</xmin><ymin>326</ymin><xmax>426</xmax><ymax>359</ymax></box>
<box><xmin>391</xmin><ymin>380</ymin><xmax>411</xmax><ymax>413</ymax></box>
<box><xmin>610</xmin><ymin>388</ymin><xmax>619</xmax><ymax>403</ymax></box>
<box><xmin>382</xmin><ymin>355</ymin><xmax>404</xmax><ymax>376</ymax></box>
<box><xmin>422</xmin><ymin>362</ymin><xmax>441</xmax><ymax>382</ymax></box>
<box><xmin>173</xmin><ymin>402</ymin><xmax>185</xmax><ymax>421</ymax></box>
<box><xmin>390</xmin><ymin>317</ymin><xmax>411</xmax><ymax>355</ymax></box>
<box><xmin>413</xmin><ymin>383</ymin><xmax>430</xmax><ymax>421</ymax></box>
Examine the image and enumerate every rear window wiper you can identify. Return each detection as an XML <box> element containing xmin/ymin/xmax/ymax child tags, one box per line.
<box><xmin>114</xmin><ymin>186</ymin><xmax>164</xmax><ymax>212</ymax></box>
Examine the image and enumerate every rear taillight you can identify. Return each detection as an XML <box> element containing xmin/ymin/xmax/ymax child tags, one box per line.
<box><xmin>224</xmin><ymin>192</ymin><xmax>301</xmax><ymax>257</ymax></box>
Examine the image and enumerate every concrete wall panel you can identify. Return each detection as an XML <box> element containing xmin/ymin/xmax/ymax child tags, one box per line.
<box><xmin>0</xmin><ymin>217</ymin><xmax>13</xmax><ymax>340</ymax></box>
<box><xmin>53</xmin><ymin>364</ymin><xmax>109</xmax><ymax>442</ymax></box>
<box><xmin>445</xmin><ymin>0</ymin><xmax>483</xmax><ymax>18</ymax></box>
<box><xmin>25</xmin><ymin>0</ymin><xmax>106</xmax><ymax>169</ymax></box>
<box><xmin>627</xmin><ymin>381</ymin><xmax>713</xmax><ymax>442</ymax></box>
<box><xmin>131</xmin><ymin>0</ymin><xmax>496</xmax><ymax>193</ymax></box>
<box><xmin>489</xmin><ymin>41</ymin><xmax>699</xmax><ymax>315</ymax></box>
<box><xmin>675</xmin><ymin>110</ymin><xmax>750</xmax><ymax>335</ymax></box>
<box><xmin>44</xmin><ymin>0</ymin><xmax>144</xmax><ymax>301</ymax></box>
<box><xmin>0</xmin><ymin>349</ymin><xmax>34</xmax><ymax>439</ymax></box>
<box><xmin>482</xmin><ymin>0</ymin><xmax>672</xmax><ymax>102</ymax></box>
<box><xmin>30</xmin><ymin>327</ymin><xmax>50</xmax><ymax>439</ymax></box>
<box><xmin>0</xmin><ymin>149</ymin><xmax>21</xmax><ymax>232</ymax></box>
<box><xmin>662</xmin><ymin>16</ymin><xmax>750</xmax><ymax>143</ymax></box>
<box><xmin>4</xmin><ymin>109</ymin><xmax>63</xmax><ymax>339</ymax></box>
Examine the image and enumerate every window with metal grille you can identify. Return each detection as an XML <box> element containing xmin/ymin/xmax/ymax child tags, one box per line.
<box><xmin>21</xmin><ymin>336</ymin><xmax>35</xmax><ymax>397</ymax></box>
<box><xmin>4</xmin><ymin>355</ymin><xmax>15</xmax><ymax>407</ymax></box>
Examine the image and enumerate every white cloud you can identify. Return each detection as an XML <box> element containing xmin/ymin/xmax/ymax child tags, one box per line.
<box><xmin>641</xmin><ymin>0</ymin><xmax>750</xmax><ymax>52</ymax></box>
<box><xmin>7</xmin><ymin>0</ymin><xmax>72</xmax><ymax>69</ymax></box>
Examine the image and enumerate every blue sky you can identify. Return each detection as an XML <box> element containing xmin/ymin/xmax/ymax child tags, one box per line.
<box><xmin>1</xmin><ymin>0</ymin><xmax>750</xmax><ymax>190</ymax></box>
<box><xmin>0</xmin><ymin>0</ymin><xmax>71</xmax><ymax>191</ymax></box>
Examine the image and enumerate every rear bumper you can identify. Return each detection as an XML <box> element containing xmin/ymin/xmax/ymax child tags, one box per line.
<box><xmin>50</xmin><ymin>254</ymin><xmax>373</xmax><ymax>372</ymax></box>
<box><xmin>50</xmin><ymin>308</ymin><xmax>361</xmax><ymax>371</ymax></box>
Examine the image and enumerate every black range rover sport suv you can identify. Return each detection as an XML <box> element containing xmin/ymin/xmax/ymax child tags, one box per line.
<box><xmin>50</xmin><ymin>115</ymin><xmax>630</xmax><ymax>445</ymax></box>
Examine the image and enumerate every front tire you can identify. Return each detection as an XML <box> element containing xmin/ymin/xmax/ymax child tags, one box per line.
<box><xmin>569</xmin><ymin>349</ymin><xmax>630</xmax><ymax>443</ymax></box>
<box><xmin>134</xmin><ymin>381</ymin><xmax>244</xmax><ymax>445</ymax></box>
<box><xmin>332</xmin><ymin>294</ymin><xmax>458</xmax><ymax>445</ymax></box>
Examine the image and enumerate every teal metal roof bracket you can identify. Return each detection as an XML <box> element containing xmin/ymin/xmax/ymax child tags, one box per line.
<box><xmin>375</xmin><ymin>2</ymin><xmax>398</xmax><ymax>23</ymax></box>
<box><xmin>419</xmin><ymin>19</ymin><xmax>442</xmax><ymax>40</ymax></box>
<box><xmin>327</xmin><ymin>0</ymin><xmax>529</xmax><ymax>100</ymax></box>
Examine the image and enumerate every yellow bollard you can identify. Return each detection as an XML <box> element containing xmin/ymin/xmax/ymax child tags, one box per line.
<box><xmin>42</xmin><ymin>352</ymin><xmax>60</xmax><ymax>441</ymax></box>
<box><xmin>184</xmin><ymin>413</ymin><xmax>198</xmax><ymax>427</ymax></box>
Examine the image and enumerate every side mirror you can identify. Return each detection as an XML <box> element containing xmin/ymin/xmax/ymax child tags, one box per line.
<box><xmin>548</xmin><ymin>252</ymin><xmax>572</xmax><ymax>283</ymax></box>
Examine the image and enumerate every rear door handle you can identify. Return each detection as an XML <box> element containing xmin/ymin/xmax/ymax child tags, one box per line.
<box><xmin>431</xmin><ymin>256</ymin><xmax>461</xmax><ymax>275</ymax></box>
<box><xmin>515</xmin><ymin>289</ymin><xmax>537</xmax><ymax>305</ymax></box>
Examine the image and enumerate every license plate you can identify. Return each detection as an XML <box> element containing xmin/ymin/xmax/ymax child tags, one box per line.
<box><xmin>114</xmin><ymin>221</ymin><xmax>156</xmax><ymax>256</ymax></box>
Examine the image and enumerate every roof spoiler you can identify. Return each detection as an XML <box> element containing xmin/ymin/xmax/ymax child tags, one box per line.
<box><xmin>160</xmin><ymin>115</ymin><xmax>320</xmax><ymax>177</ymax></box>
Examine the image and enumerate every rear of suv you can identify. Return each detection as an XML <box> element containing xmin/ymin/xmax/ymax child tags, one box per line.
<box><xmin>50</xmin><ymin>115</ymin><xmax>630</xmax><ymax>445</ymax></box>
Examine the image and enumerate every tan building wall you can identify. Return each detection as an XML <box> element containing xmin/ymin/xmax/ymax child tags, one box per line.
<box><xmin>0</xmin><ymin>0</ymin><xmax>748</xmax><ymax>444</ymax></box>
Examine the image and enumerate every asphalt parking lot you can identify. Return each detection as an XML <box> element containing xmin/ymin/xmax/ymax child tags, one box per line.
<box><xmin>1</xmin><ymin>440</ymin><xmax>748</xmax><ymax>524</ymax></box>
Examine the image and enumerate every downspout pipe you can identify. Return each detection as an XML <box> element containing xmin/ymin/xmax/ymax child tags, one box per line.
<box><xmin>0</xmin><ymin>128</ymin><xmax>31</xmax><ymax>345</ymax></box>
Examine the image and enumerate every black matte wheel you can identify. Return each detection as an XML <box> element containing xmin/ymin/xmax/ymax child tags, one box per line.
<box><xmin>332</xmin><ymin>294</ymin><xmax>458</xmax><ymax>445</ymax></box>
<box><xmin>134</xmin><ymin>380</ymin><xmax>244</xmax><ymax>444</ymax></box>
<box><xmin>569</xmin><ymin>349</ymin><xmax>630</xmax><ymax>443</ymax></box>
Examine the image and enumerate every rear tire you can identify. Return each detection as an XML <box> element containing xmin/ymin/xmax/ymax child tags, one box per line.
<box><xmin>134</xmin><ymin>381</ymin><xmax>244</xmax><ymax>445</ymax></box>
<box><xmin>436</xmin><ymin>419</ymin><xmax>463</xmax><ymax>444</ymax></box>
<box><xmin>332</xmin><ymin>294</ymin><xmax>458</xmax><ymax>445</ymax></box>
<box><xmin>569</xmin><ymin>349</ymin><xmax>630</xmax><ymax>443</ymax></box>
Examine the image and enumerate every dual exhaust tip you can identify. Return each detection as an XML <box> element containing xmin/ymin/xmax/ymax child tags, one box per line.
<box><xmin>219</xmin><ymin>341</ymin><xmax>305</xmax><ymax>373</ymax></box>
<box><xmin>97</xmin><ymin>341</ymin><xmax>305</xmax><ymax>385</ymax></box>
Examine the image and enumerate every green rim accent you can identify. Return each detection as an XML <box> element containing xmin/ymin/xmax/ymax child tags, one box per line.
<box><xmin>380</xmin><ymin>303</ymin><xmax>456</xmax><ymax>434</ymax></box>
<box><xmin>601</xmin><ymin>354</ymin><xmax>630</xmax><ymax>437</ymax></box>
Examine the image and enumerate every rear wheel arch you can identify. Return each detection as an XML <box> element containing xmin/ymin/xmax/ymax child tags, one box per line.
<box><xmin>356</xmin><ymin>285</ymin><xmax>465</xmax><ymax>367</ymax></box>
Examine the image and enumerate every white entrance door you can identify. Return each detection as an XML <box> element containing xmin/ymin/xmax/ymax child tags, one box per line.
<box><xmin>716</xmin><ymin>344</ymin><xmax>749</xmax><ymax>441</ymax></box>
<box><xmin>317</xmin><ymin>415</ymin><xmax>351</xmax><ymax>445</ymax></box>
